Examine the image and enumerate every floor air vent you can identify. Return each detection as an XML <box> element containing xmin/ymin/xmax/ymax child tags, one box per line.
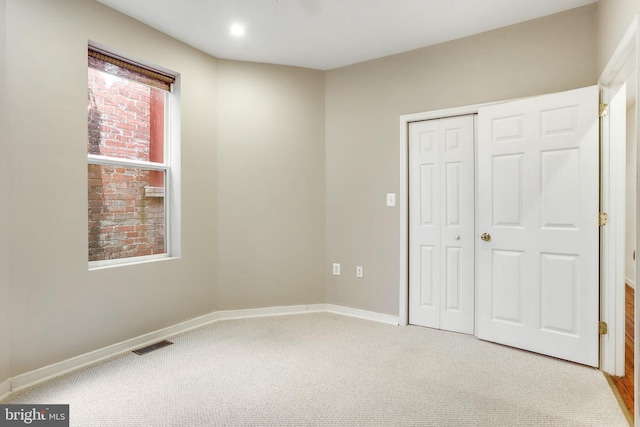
<box><xmin>133</xmin><ymin>340</ymin><xmax>173</xmax><ymax>356</ymax></box>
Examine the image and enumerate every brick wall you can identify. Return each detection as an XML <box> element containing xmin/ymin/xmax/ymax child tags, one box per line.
<box><xmin>88</xmin><ymin>68</ymin><xmax>165</xmax><ymax>262</ymax></box>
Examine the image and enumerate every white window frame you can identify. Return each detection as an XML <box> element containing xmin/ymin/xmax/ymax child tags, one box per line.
<box><xmin>87</xmin><ymin>45</ymin><xmax>181</xmax><ymax>270</ymax></box>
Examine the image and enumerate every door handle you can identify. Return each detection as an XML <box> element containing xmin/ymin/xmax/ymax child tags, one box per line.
<box><xmin>480</xmin><ymin>233</ymin><xmax>491</xmax><ymax>242</ymax></box>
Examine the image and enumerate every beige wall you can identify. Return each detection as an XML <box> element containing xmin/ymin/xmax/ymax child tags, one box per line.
<box><xmin>5</xmin><ymin>0</ymin><xmax>219</xmax><ymax>376</ymax></box>
<box><xmin>324</xmin><ymin>5</ymin><xmax>598</xmax><ymax>315</ymax></box>
<box><xmin>215</xmin><ymin>60</ymin><xmax>325</xmax><ymax>310</ymax></box>
<box><xmin>0</xmin><ymin>0</ymin><xmax>10</xmax><ymax>388</ymax></box>
<box><xmin>598</xmin><ymin>0</ymin><xmax>640</xmax><ymax>74</ymax></box>
<box><xmin>5</xmin><ymin>0</ymin><xmax>327</xmax><ymax>379</ymax></box>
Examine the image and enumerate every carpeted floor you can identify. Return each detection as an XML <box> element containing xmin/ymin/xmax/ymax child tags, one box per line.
<box><xmin>1</xmin><ymin>313</ymin><xmax>629</xmax><ymax>426</ymax></box>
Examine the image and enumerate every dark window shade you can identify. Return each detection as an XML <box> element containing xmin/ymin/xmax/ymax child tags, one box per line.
<box><xmin>88</xmin><ymin>47</ymin><xmax>175</xmax><ymax>91</ymax></box>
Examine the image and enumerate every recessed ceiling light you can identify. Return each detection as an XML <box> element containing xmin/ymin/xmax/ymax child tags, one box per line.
<box><xmin>230</xmin><ymin>23</ymin><xmax>245</xmax><ymax>37</ymax></box>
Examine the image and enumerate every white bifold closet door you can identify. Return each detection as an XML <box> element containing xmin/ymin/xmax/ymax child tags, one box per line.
<box><xmin>476</xmin><ymin>86</ymin><xmax>599</xmax><ymax>367</ymax></box>
<box><xmin>409</xmin><ymin>115</ymin><xmax>475</xmax><ymax>334</ymax></box>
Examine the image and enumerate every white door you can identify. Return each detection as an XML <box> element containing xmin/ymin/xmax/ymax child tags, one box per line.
<box><xmin>476</xmin><ymin>86</ymin><xmax>599</xmax><ymax>367</ymax></box>
<box><xmin>409</xmin><ymin>115</ymin><xmax>475</xmax><ymax>334</ymax></box>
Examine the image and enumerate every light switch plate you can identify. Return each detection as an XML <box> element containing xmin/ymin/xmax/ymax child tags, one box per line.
<box><xmin>332</xmin><ymin>263</ymin><xmax>341</xmax><ymax>276</ymax></box>
<box><xmin>386</xmin><ymin>193</ymin><xmax>396</xmax><ymax>207</ymax></box>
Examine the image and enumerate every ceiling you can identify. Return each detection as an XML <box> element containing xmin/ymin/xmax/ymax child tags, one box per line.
<box><xmin>97</xmin><ymin>0</ymin><xmax>598</xmax><ymax>71</ymax></box>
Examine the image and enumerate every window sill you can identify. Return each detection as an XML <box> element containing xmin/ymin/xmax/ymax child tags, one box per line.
<box><xmin>88</xmin><ymin>254</ymin><xmax>178</xmax><ymax>271</ymax></box>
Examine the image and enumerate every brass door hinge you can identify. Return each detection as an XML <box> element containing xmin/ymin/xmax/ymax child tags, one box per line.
<box><xmin>599</xmin><ymin>103</ymin><xmax>609</xmax><ymax>118</ymax></box>
<box><xmin>599</xmin><ymin>212</ymin><xmax>608</xmax><ymax>226</ymax></box>
<box><xmin>599</xmin><ymin>321</ymin><xmax>608</xmax><ymax>335</ymax></box>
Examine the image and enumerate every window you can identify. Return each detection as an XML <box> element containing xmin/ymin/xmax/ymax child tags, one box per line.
<box><xmin>87</xmin><ymin>46</ymin><xmax>177</xmax><ymax>265</ymax></box>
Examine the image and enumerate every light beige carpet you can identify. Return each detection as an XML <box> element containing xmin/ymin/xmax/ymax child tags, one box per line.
<box><xmin>1</xmin><ymin>313</ymin><xmax>629</xmax><ymax>426</ymax></box>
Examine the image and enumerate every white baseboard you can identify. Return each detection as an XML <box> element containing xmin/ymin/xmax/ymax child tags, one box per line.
<box><xmin>215</xmin><ymin>304</ymin><xmax>326</xmax><ymax>321</ymax></box>
<box><xmin>6</xmin><ymin>304</ymin><xmax>397</xmax><ymax>395</ymax></box>
<box><xmin>0</xmin><ymin>379</ymin><xmax>10</xmax><ymax>401</ymax></box>
<box><xmin>324</xmin><ymin>304</ymin><xmax>400</xmax><ymax>325</ymax></box>
<box><xmin>625</xmin><ymin>278</ymin><xmax>635</xmax><ymax>289</ymax></box>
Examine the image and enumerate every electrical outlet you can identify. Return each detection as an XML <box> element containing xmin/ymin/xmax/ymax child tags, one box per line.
<box><xmin>332</xmin><ymin>263</ymin><xmax>341</xmax><ymax>276</ymax></box>
<box><xmin>356</xmin><ymin>266</ymin><xmax>363</xmax><ymax>278</ymax></box>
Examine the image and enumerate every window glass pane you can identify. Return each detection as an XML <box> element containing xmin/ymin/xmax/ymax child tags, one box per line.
<box><xmin>88</xmin><ymin>67</ymin><xmax>165</xmax><ymax>162</ymax></box>
<box><xmin>88</xmin><ymin>164</ymin><xmax>166</xmax><ymax>262</ymax></box>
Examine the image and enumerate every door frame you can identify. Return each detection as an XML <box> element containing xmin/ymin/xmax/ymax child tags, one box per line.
<box><xmin>600</xmin><ymin>82</ymin><xmax>628</xmax><ymax>376</ymax></box>
<box><xmin>600</xmin><ymin>80</ymin><xmax>628</xmax><ymax>378</ymax></box>
<box><xmin>598</xmin><ymin>14</ymin><xmax>639</xmax><ymax>420</ymax></box>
